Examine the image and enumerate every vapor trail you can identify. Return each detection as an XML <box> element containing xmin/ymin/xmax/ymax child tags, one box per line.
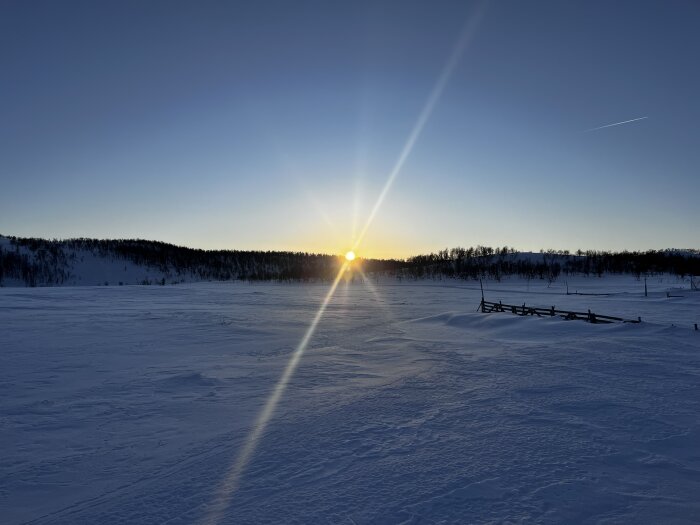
<box><xmin>584</xmin><ymin>116</ymin><xmax>648</xmax><ymax>132</ymax></box>
<box><xmin>352</xmin><ymin>3</ymin><xmax>486</xmax><ymax>252</ymax></box>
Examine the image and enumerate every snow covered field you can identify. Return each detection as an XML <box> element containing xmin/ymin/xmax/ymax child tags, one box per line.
<box><xmin>2</xmin><ymin>276</ymin><xmax>700</xmax><ymax>524</ymax></box>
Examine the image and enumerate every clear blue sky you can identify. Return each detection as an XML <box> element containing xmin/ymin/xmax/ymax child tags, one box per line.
<box><xmin>1</xmin><ymin>1</ymin><xmax>698</xmax><ymax>258</ymax></box>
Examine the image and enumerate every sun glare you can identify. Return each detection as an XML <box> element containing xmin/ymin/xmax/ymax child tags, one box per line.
<box><xmin>203</xmin><ymin>7</ymin><xmax>483</xmax><ymax>519</ymax></box>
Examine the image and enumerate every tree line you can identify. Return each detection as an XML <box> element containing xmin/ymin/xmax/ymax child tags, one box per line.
<box><xmin>0</xmin><ymin>236</ymin><xmax>403</xmax><ymax>286</ymax></box>
<box><xmin>400</xmin><ymin>246</ymin><xmax>700</xmax><ymax>281</ymax></box>
<box><xmin>1</xmin><ymin>236</ymin><xmax>698</xmax><ymax>287</ymax></box>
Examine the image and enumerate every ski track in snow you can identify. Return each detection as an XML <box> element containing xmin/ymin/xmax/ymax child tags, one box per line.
<box><xmin>1</xmin><ymin>276</ymin><xmax>700</xmax><ymax>524</ymax></box>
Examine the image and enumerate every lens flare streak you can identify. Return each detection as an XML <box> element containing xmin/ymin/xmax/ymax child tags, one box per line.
<box><xmin>203</xmin><ymin>6</ymin><xmax>487</xmax><ymax>522</ymax></box>
<box><xmin>200</xmin><ymin>262</ymin><xmax>349</xmax><ymax>525</ymax></box>
<box><xmin>358</xmin><ymin>269</ymin><xmax>395</xmax><ymax>322</ymax></box>
<box><xmin>352</xmin><ymin>3</ymin><xmax>486</xmax><ymax>252</ymax></box>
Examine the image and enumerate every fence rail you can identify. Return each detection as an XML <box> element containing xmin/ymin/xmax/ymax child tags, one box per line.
<box><xmin>478</xmin><ymin>299</ymin><xmax>641</xmax><ymax>324</ymax></box>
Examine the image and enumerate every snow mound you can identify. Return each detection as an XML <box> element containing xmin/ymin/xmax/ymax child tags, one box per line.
<box><xmin>156</xmin><ymin>372</ymin><xmax>220</xmax><ymax>390</ymax></box>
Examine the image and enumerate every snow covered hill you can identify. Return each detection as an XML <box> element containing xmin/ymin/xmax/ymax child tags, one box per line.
<box><xmin>0</xmin><ymin>235</ymin><xmax>189</xmax><ymax>286</ymax></box>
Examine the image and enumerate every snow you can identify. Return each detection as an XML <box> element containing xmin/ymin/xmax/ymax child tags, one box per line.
<box><xmin>2</xmin><ymin>277</ymin><xmax>700</xmax><ymax>523</ymax></box>
<box><xmin>60</xmin><ymin>250</ymin><xmax>179</xmax><ymax>287</ymax></box>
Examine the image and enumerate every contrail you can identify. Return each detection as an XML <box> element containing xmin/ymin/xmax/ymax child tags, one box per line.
<box><xmin>584</xmin><ymin>116</ymin><xmax>648</xmax><ymax>132</ymax></box>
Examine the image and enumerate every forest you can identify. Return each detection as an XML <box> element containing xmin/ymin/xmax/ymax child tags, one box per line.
<box><xmin>1</xmin><ymin>236</ymin><xmax>698</xmax><ymax>287</ymax></box>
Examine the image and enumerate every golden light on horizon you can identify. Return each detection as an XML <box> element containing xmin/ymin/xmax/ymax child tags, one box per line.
<box><xmin>203</xmin><ymin>7</ymin><xmax>484</xmax><ymax>519</ymax></box>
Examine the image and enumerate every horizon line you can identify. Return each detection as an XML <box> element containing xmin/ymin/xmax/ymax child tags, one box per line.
<box><xmin>1</xmin><ymin>233</ymin><xmax>697</xmax><ymax>260</ymax></box>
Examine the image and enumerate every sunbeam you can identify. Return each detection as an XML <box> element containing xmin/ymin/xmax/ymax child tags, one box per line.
<box><xmin>305</xmin><ymin>190</ymin><xmax>339</xmax><ymax>235</ymax></box>
<box><xmin>359</xmin><ymin>269</ymin><xmax>395</xmax><ymax>322</ymax></box>
<box><xmin>352</xmin><ymin>3</ymin><xmax>487</xmax><ymax>253</ymax></box>
<box><xmin>352</xmin><ymin>177</ymin><xmax>362</xmax><ymax>244</ymax></box>
<box><xmin>200</xmin><ymin>261</ymin><xmax>349</xmax><ymax>525</ymax></box>
<box><xmin>203</xmin><ymin>5</ymin><xmax>487</xmax><ymax>522</ymax></box>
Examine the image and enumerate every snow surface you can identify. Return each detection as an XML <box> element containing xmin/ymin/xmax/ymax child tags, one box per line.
<box><xmin>2</xmin><ymin>276</ymin><xmax>700</xmax><ymax>524</ymax></box>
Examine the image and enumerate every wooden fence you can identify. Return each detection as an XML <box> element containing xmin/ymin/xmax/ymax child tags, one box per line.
<box><xmin>478</xmin><ymin>299</ymin><xmax>641</xmax><ymax>324</ymax></box>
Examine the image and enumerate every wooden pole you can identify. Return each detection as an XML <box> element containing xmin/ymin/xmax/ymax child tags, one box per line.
<box><xmin>644</xmin><ymin>277</ymin><xmax>648</xmax><ymax>297</ymax></box>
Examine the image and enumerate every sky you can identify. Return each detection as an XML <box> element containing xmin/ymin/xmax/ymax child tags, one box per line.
<box><xmin>1</xmin><ymin>0</ymin><xmax>699</xmax><ymax>259</ymax></box>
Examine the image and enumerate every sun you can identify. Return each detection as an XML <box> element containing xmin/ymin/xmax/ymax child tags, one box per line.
<box><xmin>345</xmin><ymin>251</ymin><xmax>356</xmax><ymax>261</ymax></box>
